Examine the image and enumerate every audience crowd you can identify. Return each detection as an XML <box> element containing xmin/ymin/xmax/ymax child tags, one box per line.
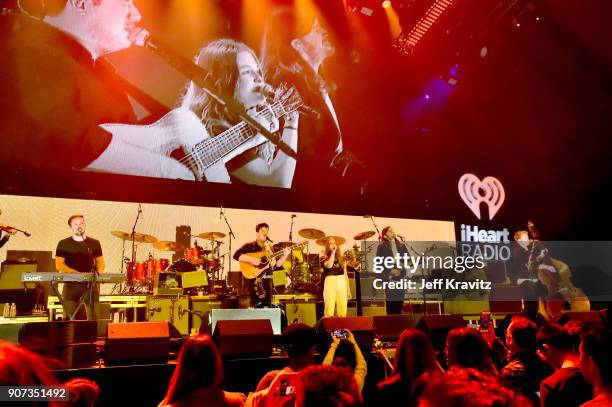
<box><xmin>0</xmin><ymin>310</ymin><xmax>609</xmax><ymax>407</ymax></box>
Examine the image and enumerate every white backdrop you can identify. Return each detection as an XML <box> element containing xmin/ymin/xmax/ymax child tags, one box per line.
<box><xmin>1</xmin><ymin>194</ymin><xmax>456</xmax><ymax>290</ymax></box>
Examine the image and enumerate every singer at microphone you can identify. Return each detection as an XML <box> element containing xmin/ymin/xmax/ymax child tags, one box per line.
<box><xmin>233</xmin><ymin>222</ymin><xmax>291</xmax><ymax>307</ymax></box>
<box><xmin>376</xmin><ymin>226</ymin><xmax>412</xmax><ymax>315</ymax></box>
<box><xmin>140</xmin><ymin>33</ymin><xmax>299</xmax><ymax>188</ymax></box>
<box><xmin>55</xmin><ymin>214</ymin><xmax>105</xmax><ymax>320</ymax></box>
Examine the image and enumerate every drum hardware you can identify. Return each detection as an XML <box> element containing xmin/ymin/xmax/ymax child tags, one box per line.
<box><xmin>297</xmin><ymin>228</ymin><xmax>325</xmax><ymax>240</ymax></box>
<box><xmin>110</xmin><ymin>230</ymin><xmax>159</xmax><ymax>243</ymax></box>
<box><xmin>196</xmin><ymin>231</ymin><xmax>226</xmax><ymax>240</ymax></box>
<box><xmin>110</xmin><ymin>229</ymin><xmax>159</xmax><ymax>294</ymax></box>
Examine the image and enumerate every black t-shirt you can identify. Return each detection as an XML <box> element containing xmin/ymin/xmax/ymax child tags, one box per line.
<box><xmin>541</xmin><ymin>367</ymin><xmax>592</xmax><ymax>407</ymax></box>
<box><xmin>56</xmin><ymin>237</ymin><xmax>103</xmax><ymax>274</ymax></box>
<box><xmin>0</xmin><ymin>13</ymin><xmax>135</xmax><ymax>170</ymax></box>
<box><xmin>323</xmin><ymin>253</ymin><xmax>344</xmax><ymax>278</ymax></box>
<box><xmin>233</xmin><ymin>240</ymin><xmax>265</xmax><ymax>261</ymax></box>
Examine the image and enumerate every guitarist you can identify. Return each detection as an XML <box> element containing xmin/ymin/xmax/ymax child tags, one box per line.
<box><xmin>234</xmin><ymin>223</ymin><xmax>290</xmax><ymax>307</ymax></box>
<box><xmin>376</xmin><ymin>226</ymin><xmax>411</xmax><ymax>315</ymax></box>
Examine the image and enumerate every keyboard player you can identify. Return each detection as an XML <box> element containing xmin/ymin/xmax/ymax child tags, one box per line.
<box><xmin>55</xmin><ymin>214</ymin><xmax>105</xmax><ymax>320</ymax></box>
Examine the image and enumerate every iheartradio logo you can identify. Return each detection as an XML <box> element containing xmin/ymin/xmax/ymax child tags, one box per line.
<box><xmin>458</xmin><ymin>174</ymin><xmax>505</xmax><ymax>220</ymax></box>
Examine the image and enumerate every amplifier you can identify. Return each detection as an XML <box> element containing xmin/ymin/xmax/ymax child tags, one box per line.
<box><xmin>146</xmin><ymin>296</ymin><xmax>189</xmax><ymax>335</ymax></box>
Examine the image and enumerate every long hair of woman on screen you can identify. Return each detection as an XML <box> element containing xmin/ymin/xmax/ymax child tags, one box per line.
<box><xmin>260</xmin><ymin>7</ymin><xmax>344</xmax><ymax>176</ymax></box>
<box><xmin>181</xmin><ymin>38</ymin><xmax>298</xmax><ymax>188</ymax></box>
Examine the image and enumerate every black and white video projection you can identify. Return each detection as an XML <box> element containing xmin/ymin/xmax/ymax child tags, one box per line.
<box><xmin>1</xmin><ymin>0</ymin><xmax>374</xmax><ymax>192</ymax></box>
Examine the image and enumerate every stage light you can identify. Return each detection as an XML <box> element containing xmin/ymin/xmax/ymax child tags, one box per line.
<box><xmin>382</xmin><ymin>0</ymin><xmax>391</xmax><ymax>8</ymax></box>
<box><xmin>394</xmin><ymin>0</ymin><xmax>455</xmax><ymax>55</ymax></box>
<box><xmin>425</xmin><ymin>94</ymin><xmax>431</xmax><ymax>100</ymax></box>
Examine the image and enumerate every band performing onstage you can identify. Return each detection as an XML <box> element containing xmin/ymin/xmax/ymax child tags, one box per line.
<box><xmin>1</xmin><ymin>0</ymin><xmax>610</xmax><ymax>405</ymax></box>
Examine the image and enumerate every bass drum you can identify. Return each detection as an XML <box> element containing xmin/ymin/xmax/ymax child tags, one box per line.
<box><xmin>168</xmin><ymin>259</ymin><xmax>197</xmax><ymax>273</ymax></box>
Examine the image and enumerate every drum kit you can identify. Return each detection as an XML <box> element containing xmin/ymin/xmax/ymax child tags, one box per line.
<box><xmin>277</xmin><ymin>228</ymin><xmax>375</xmax><ymax>294</ymax></box>
<box><xmin>110</xmin><ymin>229</ymin><xmax>227</xmax><ymax>294</ymax></box>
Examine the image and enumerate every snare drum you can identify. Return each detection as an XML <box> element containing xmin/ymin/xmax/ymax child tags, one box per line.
<box><xmin>127</xmin><ymin>261</ymin><xmax>148</xmax><ymax>282</ymax></box>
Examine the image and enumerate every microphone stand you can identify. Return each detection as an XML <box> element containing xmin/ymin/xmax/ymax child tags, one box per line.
<box><xmin>129</xmin><ymin>205</ymin><xmax>142</xmax><ymax>292</ymax></box>
<box><xmin>366</xmin><ymin>216</ymin><xmax>382</xmax><ymax>240</ymax></box>
<box><xmin>131</xmin><ymin>30</ymin><xmax>297</xmax><ymax>160</ymax></box>
<box><xmin>220</xmin><ymin>210</ymin><xmax>235</xmax><ymax>293</ymax></box>
<box><xmin>288</xmin><ymin>215</ymin><xmax>295</xmax><ymax>285</ymax></box>
<box><xmin>404</xmin><ymin>241</ymin><xmax>434</xmax><ymax>316</ymax></box>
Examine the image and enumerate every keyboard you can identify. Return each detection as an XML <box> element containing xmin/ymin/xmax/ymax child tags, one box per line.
<box><xmin>21</xmin><ymin>272</ymin><xmax>125</xmax><ymax>283</ymax></box>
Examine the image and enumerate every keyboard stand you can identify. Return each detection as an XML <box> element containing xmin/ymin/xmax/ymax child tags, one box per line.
<box><xmin>49</xmin><ymin>280</ymin><xmax>94</xmax><ymax>321</ymax></box>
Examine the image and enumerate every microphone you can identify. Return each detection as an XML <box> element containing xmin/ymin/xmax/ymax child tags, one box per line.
<box><xmin>397</xmin><ymin>234</ymin><xmax>406</xmax><ymax>241</ymax></box>
<box><xmin>291</xmin><ymin>214</ymin><xmax>297</xmax><ymax>218</ymax></box>
<box><xmin>363</xmin><ymin>215</ymin><xmax>371</xmax><ymax>218</ymax></box>
<box><xmin>129</xmin><ymin>27</ymin><xmax>215</xmax><ymax>87</ymax></box>
<box><xmin>265</xmin><ymin>236</ymin><xmax>274</xmax><ymax>243</ymax></box>
<box><xmin>219</xmin><ymin>206</ymin><xmax>224</xmax><ymax>220</ymax></box>
<box><xmin>138</xmin><ymin>203</ymin><xmax>142</xmax><ymax>213</ymax></box>
<box><xmin>254</xmin><ymin>84</ymin><xmax>275</xmax><ymax>98</ymax></box>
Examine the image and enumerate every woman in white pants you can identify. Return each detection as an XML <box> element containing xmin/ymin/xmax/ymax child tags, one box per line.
<box><xmin>320</xmin><ymin>237</ymin><xmax>351</xmax><ymax>317</ymax></box>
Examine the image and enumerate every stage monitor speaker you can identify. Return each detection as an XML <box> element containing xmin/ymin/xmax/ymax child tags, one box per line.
<box><xmin>556</xmin><ymin>311</ymin><xmax>606</xmax><ymax>326</ymax></box>
<box><xmin>104</xmin><ymin>322</ymin><xmax>170</xmax><ymax>365</ymax></box>
<box><xmin>416</xmin><ymin>314</ymin><xmax>466</xmax><ymax>351</ymax></box>
<box><xmin>212</xmin><ymin>319</ymin><xmax>273</xmax><ymax>358</ymax></box>
<box><xmin>317</xmin><ymin>316</ymin><xmax>374</xmax><ymax>354</ymax></box>
<box><xmin>0</xmin><ymin>262</ymin><xmax>37</xmax><ymax>289</ymax></box>
<box><xmin>373</xmin><ymin>314</ymin><xmax>423</xmax><ymax>341</ymax></box>
<box><xmin>200</xmin><ymin>308</ymin><xmax>282</xmax><ymax>335</ymax></box>
<box><xmin>18</xmin><ymin>321</ymin><xmax>98</xmax><ymax>367</ymax></box>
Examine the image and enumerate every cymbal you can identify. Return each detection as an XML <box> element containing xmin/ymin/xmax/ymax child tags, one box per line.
<box><xmin>298</xmin><ymin>228</ymin><xmax>325</xmax><ymax>240</ymax></box>
<box><xmin>354</xmin><ymin>231</ymin><xmax>375</xmax><ymax>240</ymax></box>
<box><xmin>315</xmin><ymin>236</ymin><xmax>346</xmax><ymax>246</ymax></box>
<box><xmin>196</xmin><ymin>231</ymin><xmax>226</xmax><ymax>240</ymax></box>
<box><xmin>153</xmin><ymin>241</ymin><xmax>185</xmax><ymax>252</ymax></box>
<box><xmin>111</xmin><ymin>230</ymin><xmax>158</xmax><ymax>243</ymax></box>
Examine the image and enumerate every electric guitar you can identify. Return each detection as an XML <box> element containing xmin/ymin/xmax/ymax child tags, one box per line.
<box><xmin>102</xmin><ymin>86</ymin><xmax>303</xmax><ymax>183</ymax></box>
<box><xmin>240</xmin><ymin>241</ymin><xmax>307</xmax><ymax>279</ymax></box>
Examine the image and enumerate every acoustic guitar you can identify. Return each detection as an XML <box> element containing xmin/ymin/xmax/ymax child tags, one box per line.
<box><xmin>240</xmin><ymin>241</ymin><xmax>307</xmax><ymax>279</ymax></box>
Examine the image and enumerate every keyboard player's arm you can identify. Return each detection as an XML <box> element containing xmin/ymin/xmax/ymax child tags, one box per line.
<box><xmin>95</xmin><ymin>256</ymin><xmax>105</xmax><ymax>274</ymax></box>
<box><xmin>55</xmin><ymin>257</ymin><xmax>80</xmax><ymax>274</ymax></box>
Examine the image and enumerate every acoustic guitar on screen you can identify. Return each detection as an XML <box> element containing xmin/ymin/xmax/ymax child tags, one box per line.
<box><xmin>527</xmin><ymin>221</ymin><xmax>590</xmax><ymax>320</ymax></box>
<box><xmin>239</xmin><ymin>241</ymin><xmax>307</xmax><ymax>279</ymax></box>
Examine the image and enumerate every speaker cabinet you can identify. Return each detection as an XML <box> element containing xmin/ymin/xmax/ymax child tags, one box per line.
<box><xmin>212</xmin><ymin>319</ymin><xmax>273</xmax><ymax>358</ymax></box>
<box><xmin>373</xmin><ymin>314</ymin><xmax>423</xmax><ymax>341</ymax></box>
<box><xmin>19</xmin><ymin>321</ymin><xmax>98</xmax><ymax>367</ymax></box>
<box><xmin>283</xmin><ymin>301</ymin><xmax>321</xmax><ymax>326</ymax></box>
<box><xmin>416</xmin><ymin>314</ymin><xmax>466</xmax><ymax>351</ymax></box>
<box><xmin>105</xmin><ymin>322</ymin><xmax>170</xmax><ymax>365</ymax></box>
<box><xmin>189</xmin><ymin>298</ymin><xmax>222</xmax><ymax>333</ymax></box>
<box><xmin>200</xmin><ymin>308</ymin><xmax>282</xmax><ymax>335</ymax></box>
<box><xmin>147</xmin><ymin>296</ymin><xmax>189</xmax><ymax>335</ymax></box>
